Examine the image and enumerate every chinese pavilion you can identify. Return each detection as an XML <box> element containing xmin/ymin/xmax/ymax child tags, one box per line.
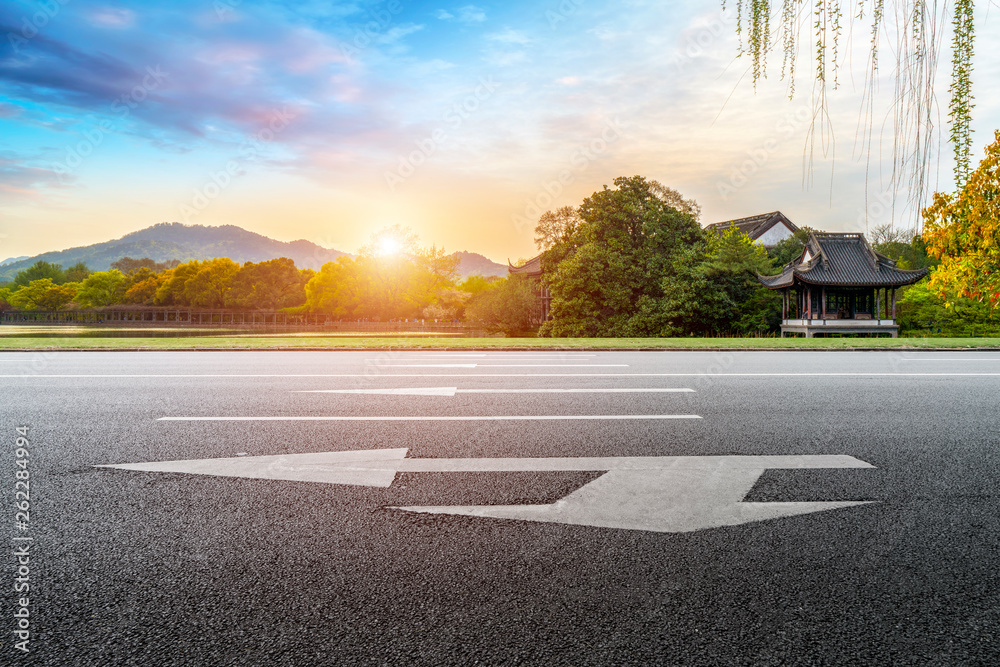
<box><xmin>758</xmin><ymin>232</ymin><xmax>928</xmax><ymax>337</ymax></box>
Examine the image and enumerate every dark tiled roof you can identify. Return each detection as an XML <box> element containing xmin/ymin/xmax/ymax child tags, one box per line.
<box><xmin>508</xmin><ymin>255</ymin><xmax>541</xmax><ymax>276</ymax></box>
<box><xmin>705</xmin><ymin>211</ymin><xmax>799</xmax><ymax>242</ymax></box>
<box><xmin>758</xmin><ymin>233</ymin><xmax>928</xmax><ymax>288</ymax></box>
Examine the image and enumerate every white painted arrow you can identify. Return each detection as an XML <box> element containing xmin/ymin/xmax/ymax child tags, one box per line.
<box><xmin>97</xmin><ymin>450</ymin><xmax>876</xmax><ymax>533</ymax></box>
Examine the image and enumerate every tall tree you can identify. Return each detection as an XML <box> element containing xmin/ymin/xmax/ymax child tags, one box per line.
<box><xmin>183</xmin><ymin>258</ymin><xmax>240</xmax><ymax>308</ymax></box>
<box><xmin>465</xmin><ymin>276</ymin><xmax>539</xmax><ymax>336</ymax></box>
<box><xmin>74</xmin><ymin>270</ymin><xmax>128</xmax><ymax>308</ymax></box>
<box><xmin>8</xmin><ymin>279</ymin><xmax>77</xmax><ymax>310</ymax></box>
<box><xmin>13</xmin><ymin>261</ymin><xmax>65</xmax><ymax>286</ymax></box>
<box><xmin>922</xmin><ymin>129</ymin><xmax>1000</xmax><ymax>307</ymax></box>
<box><xmin>228</xmin><ymin>258</ymin><xmax>308</xmax><ymax>310</ymax></box>
<box><xmin>539</xmin><ymin>176</ymin><xmax>703</xmax><ymax>337</ymax></box>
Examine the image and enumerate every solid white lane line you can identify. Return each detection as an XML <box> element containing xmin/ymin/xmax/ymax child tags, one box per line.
<box><xmin>8</xmin><ymin>373</ymin><xmax>1000</xmax><ymax>378</ymax></box>
<box><xmin>898</xmin><ymin>358</ymin><xmax>1000</xmax><ymax>361</ymax></box>
<box><xmin>157</xmin><ymin>414</ymin><xmax>702</xmax><ymax>422</ymax></box>
<box><xmin>386</xmin><ymin>364</ymin><xmax>629</xmax><ymax>368</ymax></box>
<box><xmin>293</xmin><ymin>387</ymin><xmax>696</xmax><ymax>396</ymax></box>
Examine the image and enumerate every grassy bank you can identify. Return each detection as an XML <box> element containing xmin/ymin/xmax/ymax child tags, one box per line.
<box><xmin>1</xmin><ymin>332</ymin><xmax>999</xmax><ymax>350</ymax></box>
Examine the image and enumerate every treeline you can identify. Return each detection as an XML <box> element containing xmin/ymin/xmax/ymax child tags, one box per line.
<box><xmin>529</xmin><ymin>176</ymin><xmax>802</xmax><ymax>337</ymax></box>
<box><xmin>0</xmin><ymin>242</ymin><xmax>506</xmax><ymax>323</ymax></box>
<box><xmin>525</xmin><ymin>174</ymin><xmax>998</xmax><ymax>337</ymax></box>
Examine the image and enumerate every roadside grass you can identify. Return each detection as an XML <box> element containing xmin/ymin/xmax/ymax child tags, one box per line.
<box><xmin>1</xmin><ymin>331</ymin><xmax>999</xmax><ymax>350</ymax></box>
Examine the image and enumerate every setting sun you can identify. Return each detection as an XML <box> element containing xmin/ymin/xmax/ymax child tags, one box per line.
<box><xmin>376</xmin><ymin>237</ymin><xmax>402</xmax><ymax>257</ymax></box>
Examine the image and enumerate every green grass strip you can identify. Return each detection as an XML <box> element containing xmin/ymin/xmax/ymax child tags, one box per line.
<box><xmin>1</xmin><ymin>335</ymin><xmax>999</xmax><ymax>350</ymax></box>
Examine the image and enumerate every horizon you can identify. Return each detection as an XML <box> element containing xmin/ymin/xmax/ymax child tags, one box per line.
<box><xmin>2</xmin><ymin>1</ymin><xmax>998</xmax><ymax>262</ymax></box>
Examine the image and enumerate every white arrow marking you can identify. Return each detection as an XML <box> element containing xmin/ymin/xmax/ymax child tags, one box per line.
<box><xmin>293</xmin><ymin>387</ymin><xmax>695</xmax><ymax>396</ymax></box>
<box><xmin>98</xmin><ymin>449</ymin><xmax>875</xmax><ymax>533</ymax></box>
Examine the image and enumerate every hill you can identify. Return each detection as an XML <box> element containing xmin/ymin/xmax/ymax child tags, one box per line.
<box><xmin>0</xmin><ymin>223</ymin><xmax>509</xmax><ymax>282</ymax></box>
<box><xmin>0</xmin><ymin>223</ymin><xmax>347</xmax><ymax>281</ymax></box>
<box><xmin>453</xmin><ymin>251</ymin><xmax>506</xmax><ymax>279</ymax></box>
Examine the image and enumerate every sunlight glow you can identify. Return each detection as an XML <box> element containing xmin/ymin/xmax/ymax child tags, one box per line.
<box><xmin>376</xmin><ymin>236</ymin><xmax>402</xmax><ymax>257</ymax></box>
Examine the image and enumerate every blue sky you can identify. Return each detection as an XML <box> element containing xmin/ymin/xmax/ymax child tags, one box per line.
<box><xmin>1</xmin><ymin>0</ymin><xmax>998</xmax><ymax>262</ymax></box>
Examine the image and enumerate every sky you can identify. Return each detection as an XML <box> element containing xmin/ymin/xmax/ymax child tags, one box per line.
<box><xmin>1</xmin><ymin>0</ymin><xmax>998</xmax><ymax>263</ymax></box>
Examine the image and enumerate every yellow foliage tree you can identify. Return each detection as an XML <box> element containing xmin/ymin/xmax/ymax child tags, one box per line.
<box><xmin>922</xmin><ymin>130</ymin><xmax>1000</xmax><ymax>307</ymax></box>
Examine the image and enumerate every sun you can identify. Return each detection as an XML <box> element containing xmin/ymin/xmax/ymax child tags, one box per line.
<box><xmin>376</xmin><ymin>236</ymin><xmax>402</xmax><ymax>257</ymax></box>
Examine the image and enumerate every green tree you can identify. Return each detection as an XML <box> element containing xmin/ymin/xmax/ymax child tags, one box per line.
<box><xmin>305</xmin><ymin>257</ymin><xmax>371</xmax><ymax>319</ymax></box>
<box><xmin>897</xmin><ymin>280</ymin><xmax>1000</xmax><ymax>334</ymax></box>
<box><xmin>183</xmin><ymin>258</ymin><xmax>240</xmax><ymax>308</ymax></box>
<box><xmin>74</xmin><ymin>270</ymin><xmax>128</xmax><ymax>308</ymax></box>
<box><xmin>64</xmin><ymin>262</ymin><xmax>91</xmax><ymax>283</ymax></box>
<box><xmin>111</xmin><ymin>257</ymin><xmax>179</xmax><ymax>274</ymax></box>
<box><xmin>766</xmin><ymin>226</ymin><xmax>816</xmax><ymax>267</ymax></box>
<box><xmin>154</xmin><ymin>261</ymin><xmax>204</xmax><ymax>306</ymax></box>
<box><xmin>8</xmin><ymin>279</ymin><xmax>77</xmax><ymax>310</ymax></box>
<box><xmin>539</xmin><ymin>176</ymin><xmax>703</xmax><ymax>337</ymax></box>
<box><xmin>228</xmin><ymin>258</ymin><xmax>308</xmax><ymax>310</ymax></box>
<box><xmin>14</xmin><ymin>261</ymin><xmax>65</xmax><ymax>286</ymax></box>
<box><xmin>465</xmin><ymin>276</ymin><xmax>539</xmax><ymax>336</ymax></box>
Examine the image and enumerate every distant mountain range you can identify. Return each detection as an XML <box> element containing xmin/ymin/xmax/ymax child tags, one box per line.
<box><xmin>0</xmin><ymin>223</ymin><xmax>507</xmax><ymax>281</ymax></box>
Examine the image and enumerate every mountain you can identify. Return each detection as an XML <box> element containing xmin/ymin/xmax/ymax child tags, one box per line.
<box><xmin>0</xmin><ymin>223</ymin><xmax>347</xmax><ymax>281</ymax></box>
<box><xmin>453</xmin><ymin>251</ymin><xmax>507</xmax><ymax>279</ymax></box>
<box><xmin>0</xmin><ymin>222</ymin><xmax>511</xmax><ymax>282</ymax></box>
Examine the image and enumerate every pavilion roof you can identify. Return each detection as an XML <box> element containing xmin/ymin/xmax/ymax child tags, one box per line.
<box><xmin>508</xmin><ymin>255</ymin><xmax>542</xmax><ymax>277</ymax></box>
<box><xmin>705</xmin><ymin>211</ymin><xmax>798</xmax><ymax>243</ymax></box>
<box><xmin>758</xmin><ymin>232</ymin><xmax>928</xmax><ymax>288</ymax></box>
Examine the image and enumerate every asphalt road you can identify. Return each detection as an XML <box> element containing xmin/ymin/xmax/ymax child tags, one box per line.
<box><xmin>2</xmin><ymin>349</ymin><xmax>1000</xmax><ymax>666</ymax></box>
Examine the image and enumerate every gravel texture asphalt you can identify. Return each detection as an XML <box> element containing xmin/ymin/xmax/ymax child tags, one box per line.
<box><xmin>2</xmin><ymin>350</ymin><xmax>999</xmax><ymax>666</ymax></box>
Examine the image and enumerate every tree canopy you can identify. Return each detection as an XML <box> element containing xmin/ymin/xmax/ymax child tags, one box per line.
<box><xmin>922</xmin><ymin>129</ymin><xmax>1000</xmax><ymax>308</ymax></box>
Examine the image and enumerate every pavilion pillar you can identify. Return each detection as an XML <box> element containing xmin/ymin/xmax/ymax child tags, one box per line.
<box><xmin>891</xmin><ymin>289</ymin><xmax>897</xmax><ymax>319</ymax></box>
<box><xmin>806</xmin><ymin>287</ymin><xmax>812</xmax><ymax>321</ymax></box>
<box><xmin>821</xmin><ymin>287</ymin><xmax>826</xmax><ymax>318</ymax></box>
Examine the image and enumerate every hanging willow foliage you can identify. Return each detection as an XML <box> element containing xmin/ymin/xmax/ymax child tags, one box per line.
<box><xmin>722</xmin><ymin>0</ymin><xmax>976</xmax><ymax>227</ymax></box>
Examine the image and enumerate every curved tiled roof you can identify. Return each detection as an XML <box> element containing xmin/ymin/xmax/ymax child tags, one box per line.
<box><xmin>705</xmin><ymin>211</ymin><xmax>798</xmax><ymax>242</ymax></box>
<box><xmin>508</xmin><ymin>255</ymin><xmax>542</xmax><ymax>277</ymax></box>
<box><xmin>758</xmin><ymin>232</ymin><xmax>928</xmax><ymax>288</ymax></box>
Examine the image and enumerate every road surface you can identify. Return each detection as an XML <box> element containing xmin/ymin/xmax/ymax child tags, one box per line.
<box><xmin>2</xmin><ymin>350</ymin><xmax>999</xmax><ymax>665</ymax></box>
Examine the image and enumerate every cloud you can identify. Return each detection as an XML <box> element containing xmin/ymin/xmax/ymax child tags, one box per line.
<box><xmin>487</xmin><ymin>28</ymin><xmax>530</xmax><ymax>45</ymax></box>
<box><xmin>435</xmin><ymin>5</ymin><xmax>485</xmax><ymax>23</ymax></box>
<box><xmin>88</xmin><ymin>7</ymin><xmax>137</xmax><ymax>28</ymax></box>
<box><xmin>0</xmin><ymin>154</ymin><xmax>73</xmax><ymax>199</ymax></box>
<box><xmin>556</xmin><ymin>76</ymin><xmax>580</xmax><ymax>86</ymax></box>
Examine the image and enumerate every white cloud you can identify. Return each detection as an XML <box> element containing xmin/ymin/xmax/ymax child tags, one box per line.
<box><xmin>457</xmin><ymin>5</ymin><xmax>487</xmax><ymax>23</ymax></box>
<box><xmin>89</xmin><ymin>7</ymin><xmax>136</xmax><ymax>29</ymax></box>
<box><xmin>487</xmin><ymin>28</ymin><xmax>531</xmax><ymax>45</ymax></box>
